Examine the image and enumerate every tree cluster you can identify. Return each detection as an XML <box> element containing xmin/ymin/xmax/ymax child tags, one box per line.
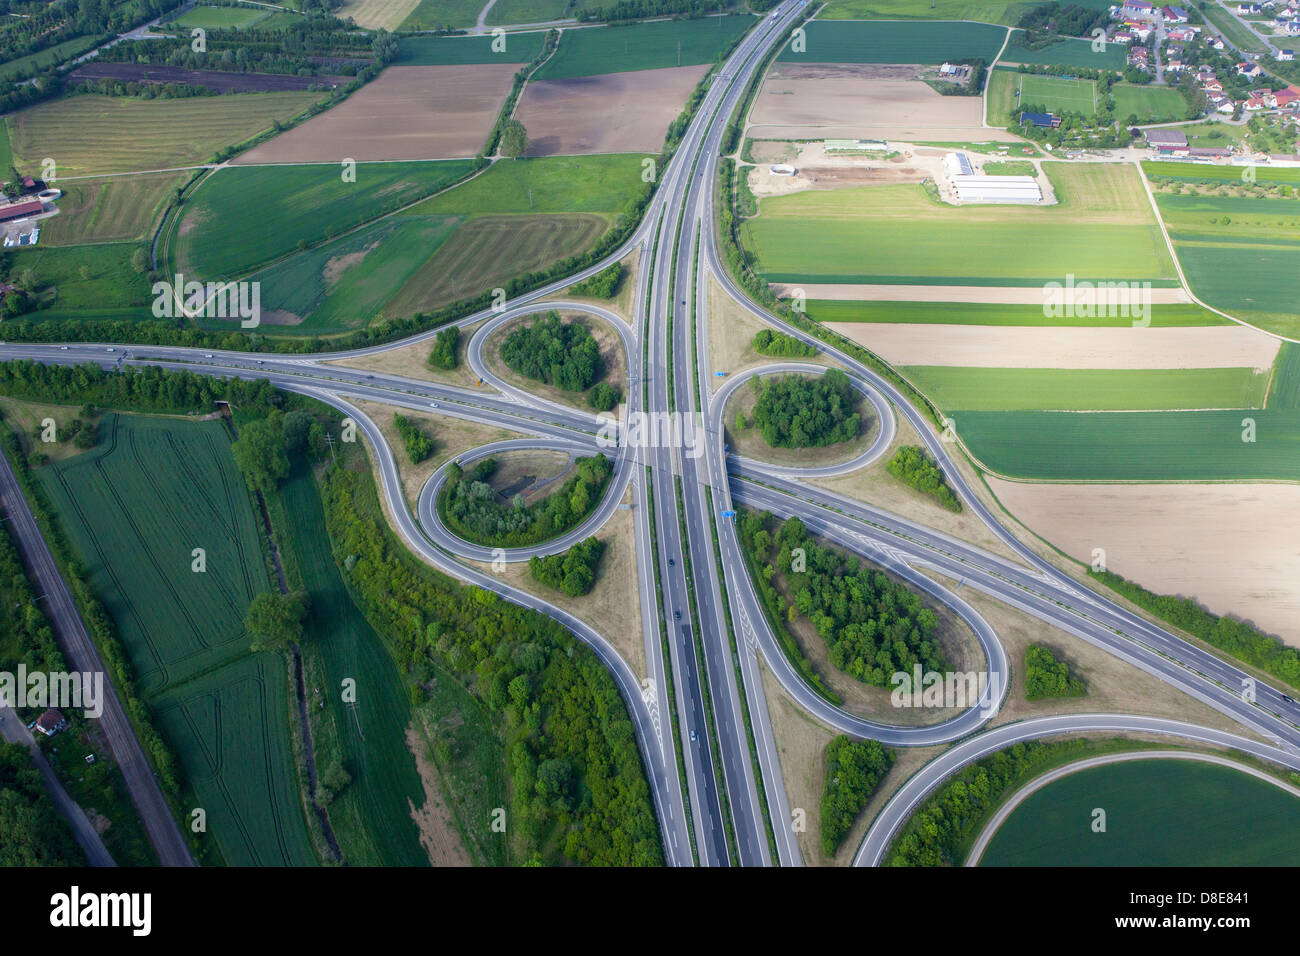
<box><xmin>529</xmin><ymin>536</ymin><xmax>605</xmax><ymax>596</ymax></box>
<box><xmin>245</xmin><ymin>589</ymin><xmax>309</xmax><ymax>652</ymax></box>
<box><xmin>586</xmin><ymin>381</ymin><xmax>621</xmax><ymax>412</ymax></box>
<box><xmin>426</xmin><ymin>326</ymin><xmax>459</xmax><ymax>370</ymax></box>
<box><xmin>820</xmin><ymin>736</ymin><xmax>894</xmax><ymax>855</ymax></box>
<box><xmin>1024</xmin><ymin>644</ymin><xmax>1086</xmax><ymax>700</ymax></box>
<box><xmin>751</xmin><ymin>328</ymin><xmax>815</xmax><ymax>358</ymax></box>
<box><xmin>751</xmin><ymin>368</ymin><xmax>860</xmax><ymax>448</ymax></box>
<box><xmin>393</xmin><ymin>413</ymin><xmax>434</xmax><ymax>464</ymax></box>
<box><xmin>569</xmin><ymin>262</ymin><xmax>624</xmax><ymax>300</ymax></box>
<box><xmin>886</xmin><ymin>445</ymin><xmax>961</xmax><ymax>512</ymax></box>
<box><xmin>0</xmin><ymin>743</ymin><xmax>84</xmax><ymax>866</ymax></box>
<box><xmin>501</xmin><ymin>311</ymin><xmax>603</xmax><ymax>393</ymax></box>
<box><xmin>442</xmin><ymin>455</ymin><xmax>613</xmax><ymax>549</ymax></box>
<box><xmin>1016</xmin><ymin>2</ymin><xmax>1110</xmax><ymax>38</ymax></box>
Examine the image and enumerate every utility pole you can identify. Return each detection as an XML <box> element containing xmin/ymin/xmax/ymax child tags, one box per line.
<box><xmin>324</xmin><ymin>432</ymin><xmax>337</xmax><ymax>465</ymax></box>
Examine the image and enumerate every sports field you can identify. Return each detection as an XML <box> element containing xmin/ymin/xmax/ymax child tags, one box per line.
<box><xmin>41</xmin><ymin>171</ymin><xmax>186</xmax><ymax>245</ymax></box>
<box><xmin>778</xmin><ymin>18</ymin><xmax>1007</xmax><ymax>64</ymax></box>
<box><xmin>394</xmin><ymin>30</ymin><xmax>546</xmax><ymax>65</ymax></box>
<box><xmin>170</xmin><ymin>5</ymin><xmax>273</xmax><ymax>29</ymax></box>
<box><xmin>979</xmin><ymin>759</ymin><xmax>1300</xmax><ymax>865</ymax></box>
<box><xmin>280</xmin><ymin>464</ymin><xmax>427</xmax><ymax>866</ymax></box>
<box><xmin>6</xmin><ymin>92</ymin><xmax>326</xmax><ymax>175</ymax></box>
<box><xmin>1159</xmin><ymin>194</ymin><xmax>1300</xmax><ymax>337</ymax></box>
<box><xmin>806</xmin><ymin>300</ymin><xmax>1229</xmax><ymax>327</ymax></box>
<box><xmin>39</xmin><ymin>414</ymin><xmax>317</xmax><ymax>866</ymax></box>
<box><xmin>533</xmin><ymin>15</ymin><xmax>752</xmax><ymax>80</ymax></box>
<box><xmin>1000</xmin><ymin>30</ymin><xmax>1128</xmax><ymax>69</ymax></box>
<box><xmin>1113</xmin><ymin>84</ymin><xmax>1188</xmax><ymax>124</ymax></box>
<box><xmin>171</xmin><ymin>160</ymin><xmax>475</xmax><ymax>279</ymax></box>
<box><xmin>1015</xmin><ymin>72</ymin><xmax>1098</xmax><ymax>118</ymax></box>
<box><xmin>903</xmin><ymin>365</ymin><xmax>1271</xmax><ymax>411</ymax></box>
<box><xmin>743</xmin><ymin>168</ymin><xmax>1176</xmax><ymax>285</ymax></box>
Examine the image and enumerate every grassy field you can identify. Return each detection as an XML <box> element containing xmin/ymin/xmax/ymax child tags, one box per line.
<box><xmin>1159</xmin><ymin>194</ymin><xmax>1300</xmax><ymax>337</ymax></box>
<box><xmin>533</xmin><ymin>15</ymin><xmax>752</xmax><ymax>79</ymax></box>
<box><xmin>1201</xmin><ymin>1</ymin><xmax>1270</xmax><ymax>54</ymax></box>
<box><xmin>394</xmin><ymin>30</ymin><xmax>546</xmax><ymax>65</ymax></box>
<box><xmin>279</xmin><ymin>463</ymin><xmax>427</xmax><ymax>866</ymax></box>
<box><xmin>0</xmin><ymin>34</ymin><xmax>106</xmax><ymax>81</ymax></box>
<box><xmin>39</xmin><ymin>413</ymin><xmax>317</xmax><ymax>866</ymax></box>
<box><xmin>980</xmin><ymin>759</ymin><xmax>1300</xmax><ymax>865</ymax></box>
<box><xmin>243</xmin><ymin>215</ymin><xmax>460</xmax><ymax>332</ymax></box>
<box><xmin>397</xmin><ymin>0</ymin><xmax>483</xmax><ymax>30</ymax></box>
<box><xmin>18</xmin><ymin>243</ymin><xmax>153</xmax><ymax>318</ymax></box>
<box><xmin>1000</xmin><ymin>30</ymin><xmax>1127</xmax><ymax>69</ymax></box>
<box><xmin>41</xmin><ymin>171</ymin><xmax>186</xmax><ymax>246</ymax></box>
<box><xmin>744</xmin><ymin>166</ymin><xmax>1176</xmax><ymax>285</ymax></box>
<box><xmin>486</xmin><ymin>0</ymin><xmax>603</xmax><ymax>24</ymax></box>
<box><xmin>1113</xmin><ymin>84</ymin><xmax>1189</xmax><ymax>124</ymax></box>
<box><xmin>7</xmin><ymin>92</ymin><xmax>327</xmax><ymax>176</ymax></box>
<box><xmin>169</xmin><ymin>5</ymin><xmax>272</xmax><ymax>29</ymax></box>
<box><xmin>404</xmin><ymin>153</ymin><xmax>643</xmax><ymax>216</ymax></box>
<box><xmin>778</xmin><ymin>18</ymin><xmax>1007</xmax><ymax>64</ymax></box>
<box><xmin>171</xmin><ymin>160</ymin><xmax>475</xmax><ymax>279</ymax></box>
<box><xmin>820</xmin><ymin>0</ymin><xmax>1114</xmax><ymax>25</ymax></box>
<box><xmin>805</xmin><ymin>300</ymin><xmax>1230</xmax><ymax>326</ymax></box>
<box><xmin>1145</xmin><ymin>159</ymin><xmax>1300</xmax><ymax>186</ymax></box>
<box><xmin>1017</xmin><ymin>72</ymin><xmax>1097</xmax><ymax>114</ymax></box>
<box><xmin>904</xmin><ymin>365</ymin><xmax>1272</xmax><ymax>411</ymax></box>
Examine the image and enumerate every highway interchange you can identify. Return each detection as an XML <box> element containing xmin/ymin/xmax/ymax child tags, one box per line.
<box><xmin>7</xmin><ymin>0</ymin><xmax>1300</xmax><ymax>867</ymax></box>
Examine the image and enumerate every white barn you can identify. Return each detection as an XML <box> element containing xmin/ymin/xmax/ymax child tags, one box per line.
<box><xmin>950</xmin><ymin>174</ymin><xmax>1043</xmax><ymax>203</ymax></box>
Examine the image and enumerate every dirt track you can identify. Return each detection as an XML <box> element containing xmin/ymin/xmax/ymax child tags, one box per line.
<box><xmin>776</xmin><ymin>283</ymin><xmax>1193</xmax><ymax>305</ymax></box>
<box><xmin>748</xmin><ymin>63</ymin><xmax>1017</xmax><ymax>142</ymax></box>
<box><xmin>826</xmin><ymin>322</ymin><xmax>1282</xmax><ymax>370</ymax></box>
<box><xmin>235</xmin><ymin>64</ymin><xmax>516</xmax><ymax>163</ymax></box>
<box><xmin>516</xmin><ymin>64</ymin><xmax>708</xmax><ymax>156</ymax></box>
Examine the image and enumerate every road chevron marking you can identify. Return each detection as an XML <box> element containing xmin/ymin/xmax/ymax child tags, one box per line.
<box><xmin>641</xmin><ymin>677</ymin><xmax>663</xmax><ymax>751</ymax></box>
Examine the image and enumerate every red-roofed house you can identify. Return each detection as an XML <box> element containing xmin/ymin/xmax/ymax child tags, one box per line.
<box><xmin>35</xmin><ymin>709</ymin><xmax>67</xmax><ymax>737</ymax></box>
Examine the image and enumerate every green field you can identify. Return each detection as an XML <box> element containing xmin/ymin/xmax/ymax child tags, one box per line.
<box><xmin>1144</xmin><ymin>160</ymin><xmax>1300</xmax><ymax>186</ymax></box>
<box><xmin>1000</xmin><ymin>30</ymin><xmax>1127</xmax><ymax>69</ymax></box>
<box><xmin>743</xmin><ymin>166</ymin><xmax>1176</xmax><ymax>285</ymax></box>
<box><xmin>980</xmin><ymin>759</ymin><xmax>1300</xmax><ymax>865</ymax></box>
<box><xmin>169</xmin><ymin>5</ymin><xmax>272</xmax><ymax>29</ymax></box>
<box><xmin>397</xmin><ymin>0</ymin><xmax>484</xmax><ymax>30</ymax></box>
<box><xmin>1113</xmin><ymin>84</ymin><xmax>1189</xmax><ymax>124</ymax></box>
<box><xmin>1016</xmin><ymin>72</ymin><xmax>1097</xmax><ymax>114</ymax></box>
<box><xmin>42</xmin><ymin>171</ymin><xmax>186</xmax><ymax>246</ymax></box>
<box><xmin>904</xmin><ymin>365</ymin><xmax>1271</xmax><ymax>411</ymax></box>
<box><xmin>394</xmin><ymin>30</ymin><xmax>546</xmax><ymax>65</ymax></box>
<box><xmin>0</xmin><ymin>34</ymin><xmax>107</xmax><ymax>81</ymax></box>
<box><xmin>533</xmin><ymin>15</ymin><xmax>752</xmax><ymax>79</ymax></box>
<box><xmin>40</xmin><ymin>414</ymin><xmax>316</xmax><ymax>866</ymax></box>
<box><xmin>241</xmin><ymin>215</ymin><xmax>460</xmax><ymax>332</ymax></box>
<box><xmin>1159</xmin><ymin>194</ymin><xmax>1300</xmax><ymax>337</ymax></box>
<box><xmin>18</xmin><ymin>243</ymin><xmax>153</xmax><ymax>318</ymax></box>
<box><xmin>806</xmin><ymin>300</ymin><xmax>1231</xmax><ymax>327</ymax></box>
<box><xmin>403</xmin><ymin>153</ymin><xmax>643</xmax><ymax>217</ymax></box>
<box><xmin>7</xmin><ymin>93</ymin><xmax>327</xmax><ymax>176</ymax></box>
<box><xmin>279</xmin><ymin>463</ymin><xmax>427</xmax><ymax>866</ymax></box>
<box><xmin>778</xmin><ymin>18</ymin><xmax>1007</xmax><ymax>64</ymax></box>
<box><xmin>172</xmin><ymin>160</ymin><xmax>475</xmax><ymax>279</ymax></box>
<box><xmin>820</xmin><ymin>0</ymin><xmax>1114</xmax><ymax>26</ymax></box>
<box><xmin>951</xmin><ymin>345</ymin><xmax>1300</xmax><ymax>479</ymax></box>
<box><xmin>486</xmin><ymin>0</ymin><xmax>603</xmax><ymax>24</ymax></box>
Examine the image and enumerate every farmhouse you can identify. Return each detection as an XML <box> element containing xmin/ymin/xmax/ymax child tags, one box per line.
<box><xmin>1121</xmin><ymin>0</ymin><xmax>1155</xmax><ymax>16</ymax></box>
<box><xmin>1143</xmin><ymin>128</ymin><xmax>1189</xmax><ymax>148</ymax></box>
<box><xmin>35</xmin><ymin>708</ymin><xmax>67</xmax><ymax>737</ymax></box>
<box><xmin>1161</xmin><ymin>4</ymin><xmax>1189</xmax><ymax>20</ymax></box>
<box><xmin>950</xmin><ymin>174</ymin><xmax>1043</xmax><ymax>203</ymax></box>
<box><xmin>1236</xmin><ymin>61</ymin><xmax>1263</xmax><ymax>77</ymax></box>
<box><xmin>0</xmin><ymin>198</ymin><xmax>43</xmax><ymax>223</ymax></box>
<box><xmin>1279</xmin><ymin>48</ymin><xmax>1296</xmax><ymax>59</ymax></box>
